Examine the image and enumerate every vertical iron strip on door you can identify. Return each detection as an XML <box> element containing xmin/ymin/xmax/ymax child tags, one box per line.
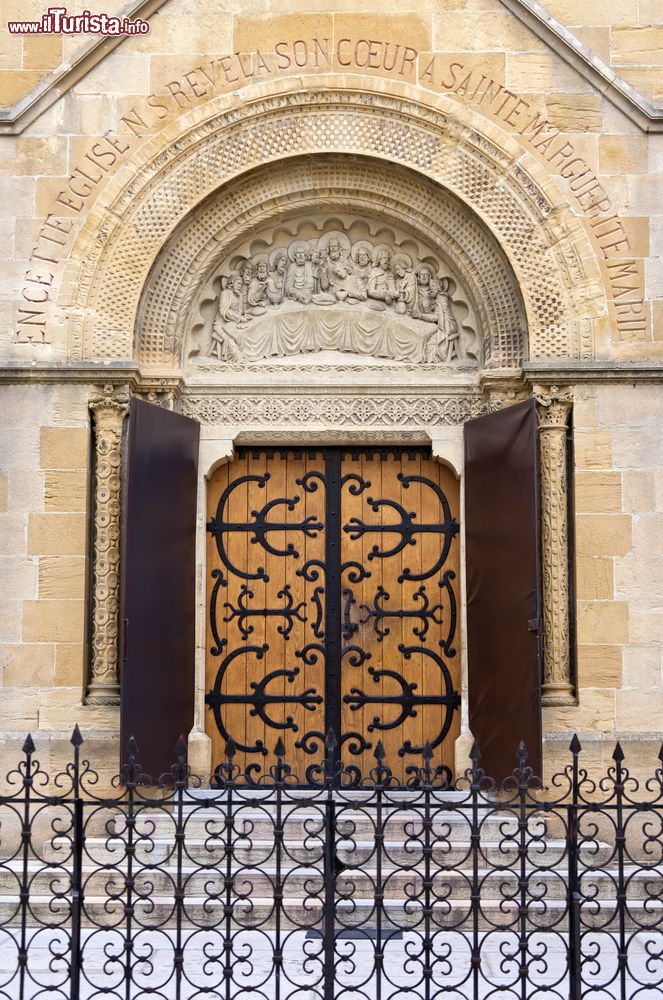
<box><xmin>205</xmin><ymin>447</ymin><xmax>461</xmax><ymax>782</ymax></box>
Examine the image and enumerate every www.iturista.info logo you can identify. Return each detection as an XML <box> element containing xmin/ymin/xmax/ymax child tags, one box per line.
<box><xmin>8</xmin><ymin>6</ymin><xmax>150</xmax><ymax>34</ymax></box>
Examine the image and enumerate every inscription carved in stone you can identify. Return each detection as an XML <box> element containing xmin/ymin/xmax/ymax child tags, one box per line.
<box><xmin>193</xmin><ymin>225</ymin><xmax>480</xmax><ymax>366</ymax></box>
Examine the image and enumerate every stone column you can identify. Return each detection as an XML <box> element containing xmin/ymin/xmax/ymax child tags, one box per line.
<box><xmin>85</xmin><ymin>384</ymin><xmax>129</xmax><ymax>706</ymax></box>
<box><xmin>534</xmin><ymin>385</ymin><xmax>575</xmax><ymax>706</ymax></box>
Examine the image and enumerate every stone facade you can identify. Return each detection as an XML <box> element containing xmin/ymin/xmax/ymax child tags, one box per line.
<box><xmin>0</xmin><ymin>0</ymin><xmax>662</xmax><ymax>781</ymax></box>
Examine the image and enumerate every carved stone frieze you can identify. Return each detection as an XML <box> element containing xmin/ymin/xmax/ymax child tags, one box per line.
<box><xmin>85</xmin><ymin>383</ymin><xmax>129</xmax><ymax>706</ymax></box>
<box><xmin>179</xmin><ymin>391</ymin><xmax>487</xmax><ymax>427</ymax></box>
<box><xmin>534</xmin><ymin>384</ymin><xmax>575</xmax><ymax>707</ymax></box>
<box><xmin>196</xmin><ymin>225</ymin><xmax>478</xmax><ymax>366</ymax></box>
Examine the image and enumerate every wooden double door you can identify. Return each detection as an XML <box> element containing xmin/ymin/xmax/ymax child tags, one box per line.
<box><xmin>205</xmin><ymin>447</ymin><xmax>461</xmax><ymax>782</ymax></box>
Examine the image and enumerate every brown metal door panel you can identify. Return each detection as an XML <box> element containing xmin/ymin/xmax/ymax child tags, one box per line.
<box><xmin>120</xmin><ymin>398</ymin><xmax>200</xmax><ymax>780</ymax></box>
<box><xmin>464</xmin><ymin>398</ymin><xmax>542</xmax><ymax>780</ymax></box>
<box><xmin>339</xmin><ymin>449</ymin><xmax>461</xmax><ymax>782</ymax></box>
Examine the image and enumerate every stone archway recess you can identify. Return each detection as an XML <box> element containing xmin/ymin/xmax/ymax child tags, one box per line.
<box><xmin>76</xmin><ymin>79</ymin><xmax>605</xmax><ymax>726</ymax></box>
<box><xmin>61</xmin><ymin>80</ymin><xmax>607</xmax><ymax>366</ymax></box>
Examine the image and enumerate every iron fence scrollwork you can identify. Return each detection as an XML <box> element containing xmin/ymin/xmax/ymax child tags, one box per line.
<box><xmin>1</xmin><ymin>728</ymin><xmax>663</xmax><ymax>997</ymax></box>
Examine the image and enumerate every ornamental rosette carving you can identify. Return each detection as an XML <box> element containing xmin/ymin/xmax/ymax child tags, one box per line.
<box><xmin>86</xmin><ymin>384</ymin><xmax>129</xmax><ymax>706</ymax></box>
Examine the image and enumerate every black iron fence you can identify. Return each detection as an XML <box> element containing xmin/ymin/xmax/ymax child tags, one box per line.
<box><xmin>1</xmin><ymin>729</ymin><xmax>663</xmax><ymax>998</ymax></box>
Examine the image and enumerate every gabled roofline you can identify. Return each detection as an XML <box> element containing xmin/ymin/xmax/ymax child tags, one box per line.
<box><xmin>501</xmin><ymin>0</ymin><xmax>663</xmax><ymax>133</ymax></box>
<box><xmin>1</xmin><ymin>0</ymin><xmax>662</xmax><ymax>135</ymax></box>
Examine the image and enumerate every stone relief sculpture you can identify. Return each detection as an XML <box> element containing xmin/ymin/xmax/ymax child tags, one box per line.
<box><xmin>201</xmin><ymin>227</ymin><xmax>479</xmax><ymax>366</ymax></box>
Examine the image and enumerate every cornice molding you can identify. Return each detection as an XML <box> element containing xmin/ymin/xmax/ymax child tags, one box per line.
<box><xmin>523</xmin><ymin>362</ymin><xmax>663</xmax><ymax>383</ymax></box>
<box><xmin>2</xmin><ymin>362</ymin><xmax>662</xmax><ymax>385</ymax></box>
<box><xmin>0</xmin><ymin>0</ymin><xmax>661</xmax><ymax>134</ymax></box>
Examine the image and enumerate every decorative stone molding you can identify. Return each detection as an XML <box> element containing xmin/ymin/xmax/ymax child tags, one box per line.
<box><xmin>85</xmin><ymin>383</ymin><xmax>129</xmax><ymax>706</ymax></box>
<box><xmin>179</xmin><ymin>391</ymin><xmax>487</xmax><ymax>428</ymax></box>
<box><xmin>61</xmin><ymin>88</ymin><xmax>606</xmax><ymax>369</ymax></box>
<box><xmin>534</xmin><ymin>384</ymin><xmax>575</xmax><ymax>707</ymax></box>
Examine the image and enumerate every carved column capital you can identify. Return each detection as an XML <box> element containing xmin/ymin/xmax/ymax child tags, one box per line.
<box><xmin>533</xmin><ymin>384</ymin><xmax>573</xmax><ymax>427</ymax></box>
<box><xmin>535</xmin><ymin>386</ymin><xmax>576</xmax><ymax>707</ymax></box>
<box><xmin>85</xmin><ymin>385</ymin><xmax>129</xmax><ymax>707</ymax></box>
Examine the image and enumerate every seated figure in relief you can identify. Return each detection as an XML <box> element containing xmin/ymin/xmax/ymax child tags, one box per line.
<box><xmin>350</xmin><ymin>243</ymin><xmax>372</xmax><ymax>299</ymax></box>
<box><xmin>266</xmin><ymin>250</ymin><xmax>287</xmax><ymax>305</ymax></box>
<box><xmin>285</xmin><ymin>242</ymin><xmax>316</xmax><ymax>304</ymax></box>
<box><xmin>246</xmin><ymin>257</ymin><xmax>270</xmax><ymax>315</ymax></box>
<box><xmin>423</xmin><ymin>278</ymin><xmax>462</xmax><ymax>362</ymax></box>
<box><xmin>393</xmin><ymin>255</ymin><xmax>417</xmax><ymax>315</ymax></box>
<box><xmin>367</xmin><ymin>247</ymin><xmax>398</xmax><ymax>309</ymax></box>
<box><xmin>411</xmin><ymin>265</ymin><xmax>441</xmax><ymax>321</ymax></box>
<box><xmin>318</xmin><ymin>232</ymin><xmax>356</xmax><ymax>302</ymax></box>
<box><xmin>211</xmin><ymin>273</ymin><xmax>248</xmax><ymax>360</ymax></box>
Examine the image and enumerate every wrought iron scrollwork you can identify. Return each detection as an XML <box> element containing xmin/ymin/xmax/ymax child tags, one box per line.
<box><xmin>206</xmin><ymin>644</ymin><xmax>324</xmax><ymax>754</ymax></box>
<box><xmin>343</xmin><ymin>645</ymin><xmax>460</xmax><ymax>755</ymax></box>
<box><xmin>206</xmin><ymin>448</ymin><xmax>460</xmax><ymax>780</ymax></box>
<box><xmin>343</xmin><ymin>471</ymin><xmax>459</xmax><ymax>582</ymax></box>
<box><xmin>222</xmin><ymin>582</ymin><xmax>307</xmax><ymax>640</ymax></box>
<box><xmin>5</xmin><ymin>731</ymin><xmax>663</xmax><ymax>1000</ymax></box>
<box><xmin>207</xmin><ymin>472</ymin><xmax>323</xmax><ymax>581</ymax></box>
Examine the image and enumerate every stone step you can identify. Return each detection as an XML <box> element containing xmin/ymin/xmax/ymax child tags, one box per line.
<box><xmin>43</xmin><ymin>833</ymin><xmax>591</xmax><ymax>867</ymax></box>
<box><xmin>0</xmin><ymin>893</ymin><xmax>657</xmax><ymax>933</ymax></box>
<box><xmin>5</xmin><ymin>860</ymin><xmax>660</xmax><ymax>904</ymax></box>
<box><xmin>110</xmin><ymin>805</ymin><xmax>542</xmax><ymax>842</ymax></box>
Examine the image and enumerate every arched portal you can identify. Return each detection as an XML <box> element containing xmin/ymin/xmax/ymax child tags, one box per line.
<box><xmin>73</xmin><ymin>80</ymin><xmax>605</xmax><ymax>780</ymax></box>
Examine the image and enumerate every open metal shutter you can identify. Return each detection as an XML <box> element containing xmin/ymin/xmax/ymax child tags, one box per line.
<box><xmin>120</xmin><ymin>398</ymin><xmax>200</xmax><ymax>779</ymax></box>
<box><xmin>464</xmin><ymin>399</ymin><xmax>542</xmax><ymax>780</ymax></box>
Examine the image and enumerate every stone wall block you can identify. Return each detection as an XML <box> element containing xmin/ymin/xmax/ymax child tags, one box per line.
<box><xmin>27</xmin><ymin>513</ymin><xmax>87</xmax><ymax>556</ymax></box>
<box><xmin>543</xmin><ymin>688</ymin><xmax>616</xmax><ymax>734</ymax></box>
<box><xmin>22</xmin><ymin>600</ymin><xmax>85</xmax><ymax>644</ymax></box>
<box><xmin>0</xmin><ymin>644</ymin><xmax>55</xmax><ymax>688</ymax></box>
<box><xmin>44</xmin><ymin>470</ymin><xmax>88</xmax><ymax>512</ymax></box>
<box><xmin>0</xmin><ymin>557</ymin><xmax>38</xmax><ymax>601</ymax></box>
<box><xmin>576</xmin><ymin>645</ymin><xmax>623</xmax><ymax>688</ymax></box>
<box><xmin>575</xmin><ymin>514</ymin><xmax>632</xmax><ymax>557</ymax></box>
<box><xmin>38</xmin><ymin>556</ymin><xmax>86</xmax><ymax>600</ymax></box>
<box><xmin>575</xmin><ymin>556</ymin><xmax>614</xmax><ymax>601</ymax></box>
<box><xmin>0</xmin><ymin>513</ymin><xmax>27</xmax><ymax>556</ymax></box>
<box><xmin>616</xmin><ymin>690</ymin><xmax>663</xmax><ymax>732</ymax></box>
<box><xmin>574</xmin><ymin>429</ymin><xmax>612</xmax><ymax>469</ymax></box>
<box><xmin>574</xmin><ymin>472</ymin><xmax>622</xmax><ymax>513</ymax></box>
<box><xmin>576</xmin><ymin>600</ymin><xmax>630</xmax><ymax>646</ymax></box>
<box><xmin>40</xmin><ymin>428</ymin><xmax>88</xmax><ymax>470</ymax></box>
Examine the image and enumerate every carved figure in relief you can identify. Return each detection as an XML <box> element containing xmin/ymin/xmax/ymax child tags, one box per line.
<box><xmin>367</xmin><ymin>247</ymin><xmax>398</xmax><ymax>308</ymax></box>
<box><xmin>424</xmin><ymin>279</ymin><xmax>462</xmax><ymax>363</ymax></box>
<box><xmin>211</xmin><ymin>273</ymin><xmax>248</xmax><ymax>360</ymax></box>
<box><xmin>393</xmin><ymin>256</ymin><xmax>417</xmax><ymax>316</ymax></box>
<box><xmin>266</xmin><ymin>251</ymin><xmax>286</xmax><ymax>305</ymax></box>
<box><xmin>348</xmin><ymin>243</ymin><xmax>372</xmax><ymax>300</ymax></box>
<box><xmin>285</xmin><ymin>243</ymin><xmax>316</xmax><ymax>304</ymax></box>
<box><xmin>318</xmin><ymin>232</ymin><xmax>355</xmax><ymax>301</ymax></box>
<box><xmin>411</xmin><ymin>265</ymin><xmax>440</xmax><ymax>321</ymax></box>
<box><xmin>203</xmin><ymin>225</ymin><xmax>478</xmax><ymax>365</ymax></box>
<box><xmin>247</xmin><ymin>258</ymin><xmax>269</xmax><ymax>315</ymax></box>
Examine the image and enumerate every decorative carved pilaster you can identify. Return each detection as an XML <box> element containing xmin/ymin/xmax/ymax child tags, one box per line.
<box><xmin>85</xmin><ymin>384</ymin><xmax>129</xmax><ymax>706</ymax></box>
<box><xmin>534</xmin><ymin>385</ymin><xmax>575</xmax><ymax>707</ymax></box>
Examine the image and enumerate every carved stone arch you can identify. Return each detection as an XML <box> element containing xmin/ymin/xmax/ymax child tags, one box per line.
<box><xmin>59</xmin><ymin>79</ymin><xmax>608</xmax><ymax>367</ymax></box>
<box><xmin>137</xmin><ymin>153</ymin><xmax>526</xmax><ymax>370</ymax></box>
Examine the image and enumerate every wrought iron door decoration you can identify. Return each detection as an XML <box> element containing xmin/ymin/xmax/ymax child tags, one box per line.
<box><xmin>206</xmin><ymin>447</ymin><xmax>461</xmax><ymax>780</ymax></box>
